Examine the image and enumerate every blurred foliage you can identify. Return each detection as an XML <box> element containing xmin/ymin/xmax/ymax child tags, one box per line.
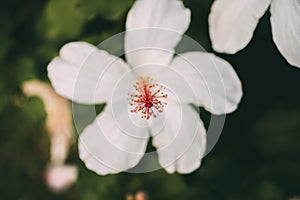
<box><xmin>42</xmin><ymin>0</ymin><xmax>85</xmax><ymax>40</ymax></box>
<box><xmin>0</xmin><ymin>0</ymin><xmax>299</xmax><ymax>199</ymax></box>
<box><xmin>75</xmin><ymin>0</ymin><xmax>134</xmax><ymax>21</ymax></box>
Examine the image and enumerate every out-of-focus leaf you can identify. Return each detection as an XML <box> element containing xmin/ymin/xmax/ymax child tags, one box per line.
<box><xmin>42</xmin><ymin>0</ymin><xmax>85</xmax><ymax>40</ymax></box>
<box><xmin>15</xmin><ymin>57</ymin><xmax>37</xmax><ymax>83</ymax></box>
<box><xmin>254</xmin><ymin>107</ymin><xmax>300</xmax><ymax>158</ymax></box>
<box><xmin>0</xmin><ymin>24</ymin><xmax>12</xmax><ymax>61</ymax></box>
<box><xmin>22</xmin><ymin>97</ymin><xmax>47</xmax><ymax>124</ymax></box>
<box><xmin>75</xmin><ymin>0</ymin><xmax>134</xmax><ymax>21</ymax></box>
<box><xmin>0</xmin><ymin>80</ymin><xmax>8</xmax><ymax>113</ymax></box>
<box><xmin>249</xmin><ymin>181</ymin><xmax>283</xmax><ymax>200</ymax></box>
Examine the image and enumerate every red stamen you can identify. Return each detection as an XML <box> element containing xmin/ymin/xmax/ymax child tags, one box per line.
<box><xmin>128</xmin><ymin>77</ymin><xmax>167</xmax><ymax>120</ymax></box>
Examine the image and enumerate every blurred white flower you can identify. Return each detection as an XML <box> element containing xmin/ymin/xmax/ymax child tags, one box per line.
<box><xmin>44</xmin><ymin>165</ymin><xmax>78</xmax><ymax>192</ymax></box>
<box><xmin>22</xmin><ymin>80</ymin><xmax>77</xmax><ymax>191</ymax></box>
<box><xmin>47</xmin><ymin>0</ymin><xmax>242</xmax><ymax>174</ymax></box>
<box><xmin>126</xmin><ymin>194</ymin><xmax>134</xmax><ymax>200</ymax></box>
<box><xmin>22</xmin><ymin>80</ymin><xmax>74</xmax><ymax>164</ymax></box>
<box><xmin>209</xmin><ymin>0</ymin><xmax>300</xmax><ymax>68</ymax></box>
<box><xmin>135</xmin><ymin>191</ymin><xmax>148</xmax><ymax>200</ymax></box>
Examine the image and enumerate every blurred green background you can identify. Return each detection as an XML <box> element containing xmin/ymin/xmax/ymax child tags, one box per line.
<box><xmin>0</xmin><ymin>0</ymin><xmax>299</xmax><ymax>199</ymax></box>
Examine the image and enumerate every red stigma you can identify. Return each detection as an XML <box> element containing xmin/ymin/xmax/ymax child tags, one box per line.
<box><xmin>128</xmin><ymin>77</ymin><xmax>167</xmax><ymax>120</ymax></box>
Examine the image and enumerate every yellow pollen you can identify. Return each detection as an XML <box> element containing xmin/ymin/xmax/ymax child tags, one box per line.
<box><xmin>128</xmin><ymin>76</ymin><xmax>167</xmax><ymax>120</ymax></box>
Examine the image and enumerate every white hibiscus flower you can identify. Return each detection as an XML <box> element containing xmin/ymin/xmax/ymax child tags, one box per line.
<box><xmin>47</xmin><ymin>0</ymin><xmax>242</xmax><ymax>174</ymax></box>
<box><xmin>209</xmin><ymin>0</ymin><xmax>300</xmax><ymax>68</ymax></box>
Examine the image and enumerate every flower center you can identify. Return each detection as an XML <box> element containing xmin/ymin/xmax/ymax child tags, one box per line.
<box><xmin>128</xmin><ymin>76</ymin><xmax>167</xmax><ymax>120</ymax></box>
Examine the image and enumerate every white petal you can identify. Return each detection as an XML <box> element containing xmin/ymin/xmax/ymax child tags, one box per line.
<box><xmin>151</xmin><ymin>101</ymin><xmax>206</xmax><ymax>174</ymax></box>
<box><xmin>169</xmin><ymin>52</ymin><xmax>242</xmax><ymax>115</ymax></box>
<box><xmin>79</xmin><ymin>102</ymin><xmax>149</xmax><ymax>175</ymax></box>
<box><xmin>209</xmin><ymin>0</ymin><xmax>271</xmax><ymax>54</ymax></box>
<box><xmin>47</xmin><ymin>42</ymin><xmax>131</xmax><ymax>104</ymax></box>
<box><xmin>270</xmin><ymin>0</ymin><xmax>300</xmax><ymax>68</ymax></box>
<box><xmin>125</xmin><ymin>0</ymin><xmax>191</xmax><ymax>67</ymax></box>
